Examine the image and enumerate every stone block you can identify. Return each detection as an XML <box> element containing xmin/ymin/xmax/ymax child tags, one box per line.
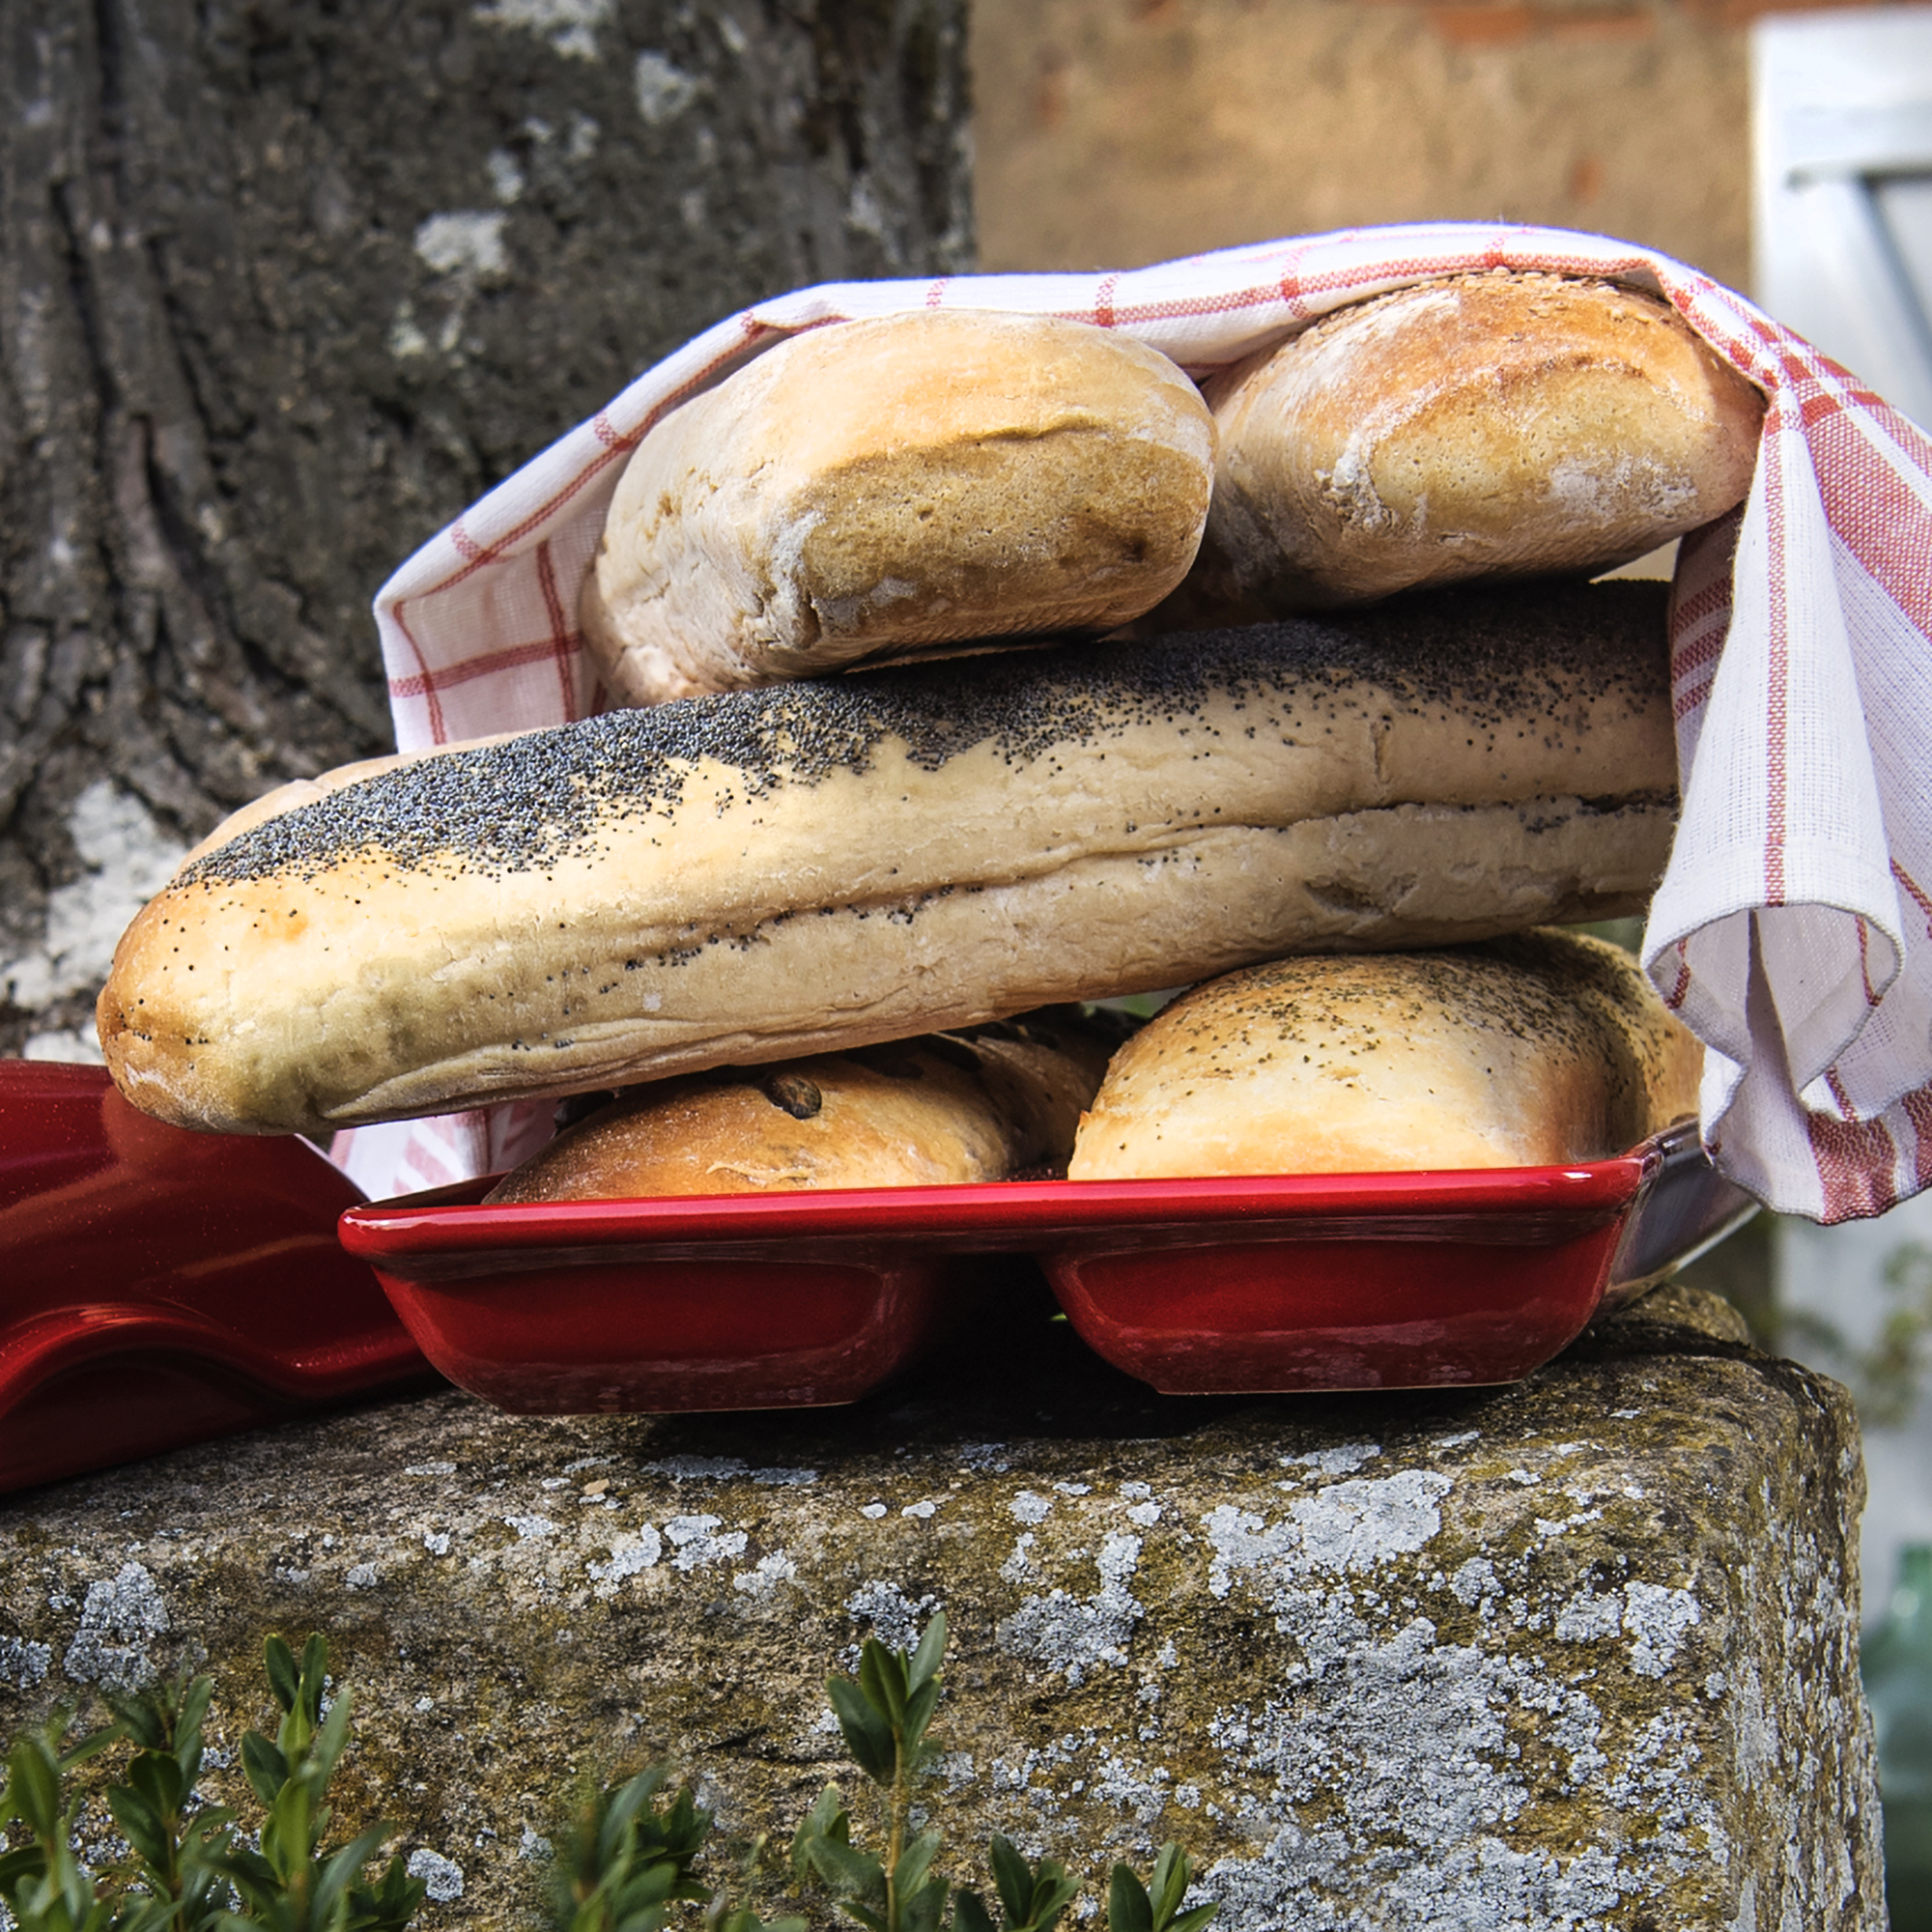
<box><xmin>0</xmin><ymin>1284</ymin><xmax>1882</xmax><ymax>1929</ymax></box>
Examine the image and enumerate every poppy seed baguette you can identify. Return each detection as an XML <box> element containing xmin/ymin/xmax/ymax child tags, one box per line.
<box><xmin>99</xmin><ymin>582</ymin><xmax>1678</xmax><ymax>1137</ymax></box>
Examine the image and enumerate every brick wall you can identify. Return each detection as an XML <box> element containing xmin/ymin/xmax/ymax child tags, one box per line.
<box><xmin>971</xmin><ymin>0</ymin><xmax>1907</xmax><ymax>287</ymax></box>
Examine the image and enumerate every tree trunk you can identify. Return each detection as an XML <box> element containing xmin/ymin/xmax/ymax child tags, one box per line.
<box><xmin>0</xmin><ymin>0</ymin><xmax>972</xmax><ymax>1059</ymax></box>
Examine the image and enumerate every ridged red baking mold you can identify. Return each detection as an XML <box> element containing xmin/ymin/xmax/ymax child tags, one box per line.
<box><xmin>0</xmin><ymin>1063</ymin><xmax>432</xmax><ymax>1493</ymax></box>
<box><xmin>340</xmin><ymin>1119</ymin><xmax>1754</xmax><ymax>1409</ymax></box>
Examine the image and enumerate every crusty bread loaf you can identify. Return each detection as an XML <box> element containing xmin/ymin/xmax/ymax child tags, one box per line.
<box><xmin>581</xmin><ymin>310</ymin><xmax>1215</xmax><ymax>704</ymax></box>
<box><xmin>1068</xmin><ymin>929</ymin><xmax>1702</xmax><ymax>1179</ymax></box>
<box><xmin>1191</xmin><ymin>270</ymin><xmax>1764</xmax><ymax>611</ymax></box>
<box><xmin>99</xmin><ymin>581</ymin><xmax>1679</xmax><ymax>1138</ymax></box>
<box><xmin>485</xmin><ymin>1011</ymin><xmax>1116</xmax><ymax>1202</ymax></box>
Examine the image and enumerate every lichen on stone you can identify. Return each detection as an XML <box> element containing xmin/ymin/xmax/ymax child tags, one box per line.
<box><xmin>0</xmin><ymin>1284</ymin><xmax>1883</xmax><ymax>1930</ymax></box>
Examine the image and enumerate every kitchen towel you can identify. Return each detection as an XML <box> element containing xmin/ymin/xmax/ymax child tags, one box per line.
<box><xmin>331</xmin><ymin>221</ymin><xmax>1932</xmax><ymax>1223</ymax></box>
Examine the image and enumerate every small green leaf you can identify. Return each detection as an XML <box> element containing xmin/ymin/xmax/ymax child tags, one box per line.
<box><xmin>893</xmin><ymin>1829</ymin><xmax>942</xmax><ymax>1902</ymax></box>
<box><xmin>791</xmin><ymin>1783</ymin><xmax>850</xmax><ymax>1886</ymax></box>
<box><xmin>0</xmin><ymin>1842</ymin><xmax>46</xmax><ymax>1891</ymax></box>
<box><xmin>312</xmin><ymin>1822</ymin><xmax>388</xmax><ymax>1920</ymax></box>
<box><xmin>51</xmin><ymin>1724</ymin><xmax>118</xmax><ymax>1781</ymax></box>
<box><xmin>9</xmin><ymin>1737</ymin><xmax>62</xmax><ymax>1840</ymax></box>
<box><xmin>1037</xmin><ymin>1873</ymin><xmax>1082</xmax><ymax>1931</ymax></box>
<box><xmin>907</xmin><ymin>1611</ymin><xmax>948</xmax><ymax>1693</ymax></box>
<box><xmin>264</xmin><ymin>1634</ymin><xmax>299</xmax><ymax>1715</ymax></box>
<box><xmin>804</xmin><ymin>1829</ymin><xmax>887</xmax><ymax>1905</ymax></box>
<box><xmin>298</xmin><ymin>1633</ymin><xmax>328</xmax><ymax>1715</ymax></box>
<box><xmin>1167</xmin><ymin>1907</ymin><xmax>1217</xmax><ymax>1932</ymax></box>
<box><xmin>857</xmin><ymin>1640</ymin><xmax>908</xmax><ymax>1729</ymax></box>
<box><xmin>350</xmin><ymin>1852</ymin><xmax>432</xmax><ymax>1931</ymax></box>
<box><xmin>825</xmin><ymin>1678</ymin><xmax>895</xmax><ymax>1785</ymax></box>
<box><xmin>128</xmin><ymin>1746</ymin><xmax>187</xmax><ymax>1819</ymax></box>
<box><xmin>952</xmin><ymin>1890</ymin><xmax>998</xmax><ymax>1932</ymax></box>
<box><xmin>1108</xmin><ymin>1864</ymin><xmax>1153</xmax><ymax>1932</ymax></box>
<box><xmin>303</xmin><ymin>1679</ymin><xmax>355</xmax><ymax>1789</ymax></box>
<box><xmin>1149</xmin><ymin>1845</ymin><xmax>1186</xmax><ymax>1926</ymax></box>
<box><xmin>989</xmin><ymin>1834</ymin><xmax>1033</xmax><ymax>1926</ymax></box>
<box><xmin>902</xmin><ymin>1874</ymin><xmax>952</xmax><ymax>1932</ymax></box>
<box><xmin>176</xmin><ymin>1672</ymin><xmax>216</xmax><ymax>1765</ymax></box>
<box><xmin>901</xmin><ymin>1678</ymin><xmax>943</xmax><ymax>1763</ymax></box>
<box><xmin>242</xmin><ymin>1730</ymin><xmax>289</xmax><ymax>1808</ymax></box>
<box><xmin>105</xmin><ymin>1784</ymin><xmax>171</xmax><ymax>1871</ymax></box>
<box><xmin>102</xmin><ymin>1686</ymin><xmax>168</xmax><ymax>1754</ymax></box>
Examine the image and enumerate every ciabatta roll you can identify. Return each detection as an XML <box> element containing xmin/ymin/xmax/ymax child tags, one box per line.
<box><xmin>582</xmin><ymin>310</ymin><xmax>1216</xmax><ymax>704</ymax></box>
<box><xmin>1192</xmin><ymin>270</ymin><xmax>1764</xmax><ymax>611</ymax></box>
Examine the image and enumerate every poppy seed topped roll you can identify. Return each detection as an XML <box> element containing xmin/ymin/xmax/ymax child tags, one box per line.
<box><xmin>1068</xmin><ymin>930</ymin><xmax>1703</xmax><ymax>1179</ymax></box>
<box><xmin>99</xmin><ymin>582</ymin><xmax>1679</xmax><ymax>1138</ymax></box>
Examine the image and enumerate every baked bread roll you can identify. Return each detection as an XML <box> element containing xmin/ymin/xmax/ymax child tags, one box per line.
<box><xmin>485</xmin><ymin>1011</ymin><xmax>1117</xmax><ymax>1202</ymax></box>
<box><xmin>99</xmin><ymin>582</ymin><xmax>1678</xmax><ymax>1139</ymax></box>
<box><xmin>1191</xmin><ymin>270</ymin><xmax>1764</xmax><ymax>611</ymax></box>
<box><xmin>1068</xmin><ymin>929</ymin><xmax>1702</xmax><ymax>1179</ymax></box>
<box><xmin>582</xmin><ymin>310</ymin><xmax>1215</xmax><ymax>704</ymax></box>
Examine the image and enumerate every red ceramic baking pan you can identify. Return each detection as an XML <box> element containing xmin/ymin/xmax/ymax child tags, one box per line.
<box><xmin>0</xmin><ymin>1062</ymin><xmax>432</xmax><ymax>1492</ymax></box>
<box><xmin>340</xmin><ymin>1119</ymin><xmax>1754</xmax><ymax>1407</ymax></box>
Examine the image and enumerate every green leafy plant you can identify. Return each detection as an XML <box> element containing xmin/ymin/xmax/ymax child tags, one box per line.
<box><xmin>792</xmin><ymin>1611</ymin><xmax>951</xmax><ymax>1932</ymax></box>
<box><xmin>0</xmin><ymin>1636</ymin><xmax>421</xmax><ymax>1932</ymax></box>
<box><xmin>788</xmin><ymin>1612</ymin><xmax>1216</xmax><ymax>1932</ymax></box>
<box><xmin>948</xmin><ymin>1836</ymin><xmax>1079</xmax><ymax>1932</ymax></box>
<box><xmin>543</xmin><ymin>1763</ymin><xmax>800</xmax><ymax>1932</ymax></box>
<box><xmin>0</xmin><ymin>1713</ymin><xmax>122</xmax><ymax>1932</ymax></box>
<box><xmin>1104</xmin><ymin>1846</ymin><xmax>1216</xmax><ymax>1932</ymax></box>
<box><xmin>205</xmin><ymin>1634</ymin><xmax>421</xmax><ymax>1931</ymax></box>
<box><xmin>6</xmin><ymin>1618</ymin><xmax>1215</xmax><ymax>1932</ymax></box>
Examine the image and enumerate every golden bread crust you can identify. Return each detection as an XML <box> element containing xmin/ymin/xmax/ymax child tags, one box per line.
<box><xmin>484</xmin><ymin>1014</ymin><xmax>1115</xmax><ymax>1201</ymax></box>
<box><xmin>1195</xmin><ymin>270</ymin><xmax>1765</xmax><ymax>610</ymax></box>
<box><xmin>582</xmin><ymin>310</ymin><xmax>1215</xmax><ymax>702</ymax></box>
<box><xmin>99</xmin><ymin>583</ymin><xmax>1678</xmax><ymax>1137</ymax></box>
<box><xmin>1068</xmin><ymin>929</ymin><xmax>1703</xmax><ymax>1179</ymax></box>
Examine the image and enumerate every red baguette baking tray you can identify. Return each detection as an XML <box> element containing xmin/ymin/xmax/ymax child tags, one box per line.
<box><xmin>0</xmin><ymin>1062</ymin><xmax>431</xmax><ymax>1493</ymax></box>
<box><xmin>339</xmin><ymin>1120</ymin><xmax>1755</xmax><ymax>1411</ymax></box>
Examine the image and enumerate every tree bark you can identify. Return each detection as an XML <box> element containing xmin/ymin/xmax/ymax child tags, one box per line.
<box><xmin>0</xmin><ymin>0</ymin><xmax>972</xmax><ymax>1058</ymax></box>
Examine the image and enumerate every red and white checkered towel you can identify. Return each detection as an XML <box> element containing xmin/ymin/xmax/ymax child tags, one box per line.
<box><xmin>329</xmin><ymin>221</ymin><xmax>1932</xmax><ymax>1224</ymax></box>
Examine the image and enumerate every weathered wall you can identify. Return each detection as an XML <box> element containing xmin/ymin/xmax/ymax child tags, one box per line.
<box><xmin>970</xmin><ymin>0</ymin><xmax>1820</xmax><ymax>284</ymax></box>
<box><xmin>0</xmin><ymin>1285</ymin><xmax>1884</xmax><ymax>1929</ymax></box>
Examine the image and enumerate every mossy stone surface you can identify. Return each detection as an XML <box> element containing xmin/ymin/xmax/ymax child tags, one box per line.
<box><xmin>0</xmin><ymin>1283</ymin><xmax>1882</xmax><ymax>1929</ymax></box>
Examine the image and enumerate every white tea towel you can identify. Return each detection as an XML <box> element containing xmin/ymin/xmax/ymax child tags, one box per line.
<box><xmin>339</xmin><ymin>221</ymin><xmax>1932</xmax><ymax>1222</ymax></box>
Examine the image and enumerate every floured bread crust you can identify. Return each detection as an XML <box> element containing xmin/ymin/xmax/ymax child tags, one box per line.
<box><xmin>1068</xmin><ymin>929</ymin><xmax>1703</xmax><ymax>1179</ymax></box>
<box><xmin>1193</xmin><ymin>270</ymin><xmax>1764</xmax><ymax>610</ymax></box>
<box><xmin>99</xmin><ymin>582</ymin><xmax>1679</xmax><ymax>1138</ymax></box>
<box><xmin>582</xmin><ymin>310</ymin><xmax>1215</xmax><ymax>703</ymax></box>
<box><xmin>484</xmin><ymin>1012</ymin><xmax>1116</xmax><ymax>1201</ymax></box>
